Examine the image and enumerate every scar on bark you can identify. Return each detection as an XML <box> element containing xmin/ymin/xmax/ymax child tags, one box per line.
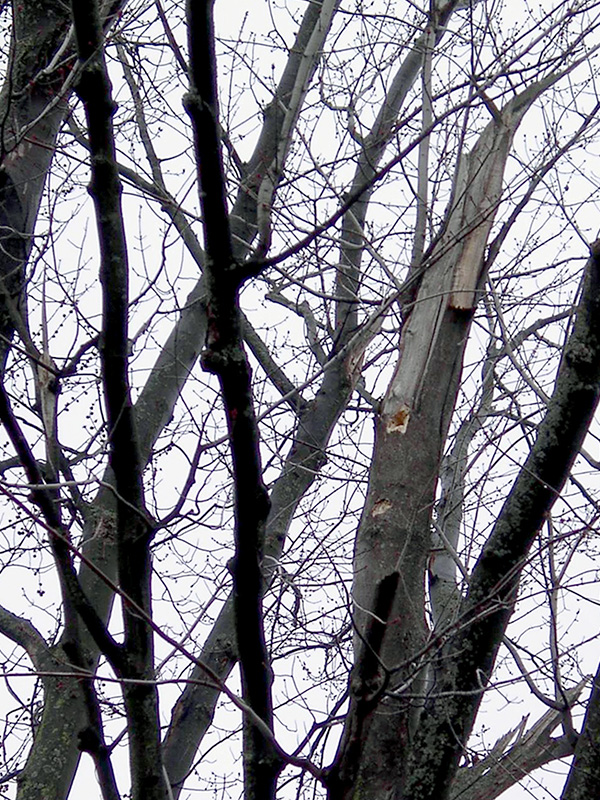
<box><xmin>386</xmin><ymin>404</ymin><xmax>410</xmax><ymax>434</ymax></box>
<box><xmin>372</xmin><ymin>499</ymin><xmax>392</xmax><ymax>517</ymax></box>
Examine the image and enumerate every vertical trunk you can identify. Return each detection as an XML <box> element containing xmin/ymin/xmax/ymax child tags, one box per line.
<box><xmin>331</xmin><ymin>306</ymin><xmax>471</xmax><ymax>800</ymax></box>
<box><xmin>330</xmin><ymin>77</ymin><xmax>556</xmax><ymax>800</ymax></box>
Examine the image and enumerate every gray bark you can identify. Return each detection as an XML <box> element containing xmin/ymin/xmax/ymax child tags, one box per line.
<box><xmin>0</xmin><ymin>4</ymin><xmax>598</xmax><ymax>800</ymax></box>
<box><xmin>328</xmin><ymin>79</ymin><xmax>554</xmax><ymax>800</ymax></box>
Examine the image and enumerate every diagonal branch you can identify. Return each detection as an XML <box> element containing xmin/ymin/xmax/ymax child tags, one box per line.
<box><xmin>0</xmin><ymin>606</ymin><xmax>50</xmax><ymax>670</ymax></box>
<box><xmin>401</xmin><ymin>243</ymin><xmax>600</xmax><ymax>800</ymax></box>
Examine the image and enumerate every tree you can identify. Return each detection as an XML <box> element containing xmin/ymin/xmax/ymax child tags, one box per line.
<box><xmin>1</xmin><ymin>1</ymin><xmax>600</xmax><ymax>799</ymax></box>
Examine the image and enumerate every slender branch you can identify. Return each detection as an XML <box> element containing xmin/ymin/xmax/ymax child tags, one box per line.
<box><xmin>185</xmin><ymin>3</ymin><xmax>279</xmax><ymax>798</ymax></box>
<box><xmin>0</xmin><ymin>386</ymin><xmax>122</xmax><ymax>666</ymax></box>
<box><xmin>72</xmin><ymin>0</ymin><xmax>144</xmax><ymax>518</ymax></box>
<box><xmin>410</xmin><ymin>12</ymin><xmax>434</xmax><ymax>268</ymax></box>
<box><xmin>72</xmin><ymin>3</ymin><xmax>163</xmax><ymax>799</ymax></box>
<box><xmin>114</xmin><ymin>49</ymin><xmax>307</xmax><ymax>419</ymax></box>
